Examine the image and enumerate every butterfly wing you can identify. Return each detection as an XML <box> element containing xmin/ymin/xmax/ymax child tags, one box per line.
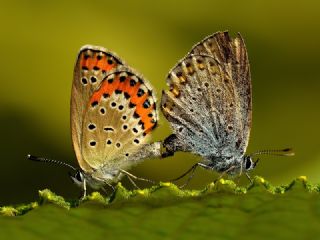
<box><xmin>80</xmin><ymin>67</ymin><xmax>159</xmax><ymax>171</ymax></box>
<box><xmin>189</xmin><ymin>31</ymin><xmax>252</xmax><ymax>154</ymax></box>
<box><xmin>71</xmin><ymin>45</ymin><xmax>124</xmax><ymax>172</ymax></box>
<box><xmin>161</xmin><ymin>31</ymin><xmax>251</xmax><ymax>159</ymax></box>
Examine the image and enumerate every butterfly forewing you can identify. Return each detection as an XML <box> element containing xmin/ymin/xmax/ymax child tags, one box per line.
<box><xmin>71</xmin><ymin>45</ymin><xmax>124</xmax><ymax>171</ymax></box>
<box><xmin>81</xmin><ymin>68</ymin><xmax>158</xmax><ymax>169</ymax></box>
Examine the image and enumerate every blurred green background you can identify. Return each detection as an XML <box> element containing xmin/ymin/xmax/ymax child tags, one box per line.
<box><xmin>1</xmin><ymin>0</ymin><xmax>319</xmax><ymax>205</ymax></box>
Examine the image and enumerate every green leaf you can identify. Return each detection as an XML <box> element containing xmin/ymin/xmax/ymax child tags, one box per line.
<box><xmin>1</xmin><ymin>176</ymin><xmax>320</xmax><ymax>239</ymax></box>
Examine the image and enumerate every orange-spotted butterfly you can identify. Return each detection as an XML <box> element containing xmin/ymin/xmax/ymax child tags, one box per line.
<box><xmin>160</xmin><ymin>31</ymin><xmax>293</xmax><ymax>185</ymax></box>
<box><xmin>28</xmin><ymin>45</ymin><xmax>161</xmax><ymax>196</ymax></box>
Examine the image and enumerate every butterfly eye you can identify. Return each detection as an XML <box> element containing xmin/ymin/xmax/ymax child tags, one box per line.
<box><xmin>245</xmin><ymin>159</ymin><xmax>251</xmax><ymax>169</ymax></box>
<box><xmin>75</xmin><ymin>171</ymin><xmax>83</xmax><ymax>182</ymax></box>
<box><xmin>245</xmin><ymin>157</ymin><xmax>253</xmax><ymax>170</ymax></box>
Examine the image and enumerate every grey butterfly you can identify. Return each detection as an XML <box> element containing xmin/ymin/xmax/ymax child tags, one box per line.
<box><xmin>161</xmin><ymin>31</ymin><xmax>292</xmax><ymax>182</ymax></box>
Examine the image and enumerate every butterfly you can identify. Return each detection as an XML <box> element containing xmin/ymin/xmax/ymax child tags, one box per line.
<box><xmin>28</xmin><ymin>45</ymin><xmax>161</xmax><ymax>196</ymax></box>
<box><xmin>160</xmin><ymin>31</ymin><xmax>293</xmax><ymax>184</ymax></box>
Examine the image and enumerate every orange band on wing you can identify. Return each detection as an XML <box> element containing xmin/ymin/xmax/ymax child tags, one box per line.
<box><xmin>80</xmin><ymin>51</ymin><xmax>119</xmax><ymax>72</ymax></box>
<box><xmin>89</xmin><ymin>72</ymin><xmax>157</xmax><ymax>135</ymax></box>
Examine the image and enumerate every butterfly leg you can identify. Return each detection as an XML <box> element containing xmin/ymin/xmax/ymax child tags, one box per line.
<box><xmin>236</xmin><ymin>164</ymin><xmax>253</xmax><ymax>184</ymax></box>
<box><xmin>80</xmin><ymin>179</ymin><xmax>87</xmax><ymax>199</ymax></box>
<box><xmin>170</xmin><ymin>163</ymin><xmax>203</xmax><ymax>188</ymax></box>
<box><xmin>170</xmin><ymin>163</ymin><xmax>199</xmax><ymax>182</ymax></box>
<box><xmin>179</xmin><ymin>163</ymin><xmax>215</xmax><ymax>188</ymax></box>
<box><xmin>197</xmin><ymin>162</ymin><xmax>213</xmax><ymax>170</ymax></box>
<box><xmin>214</xmin><ymin>165</ymin><xmax>236</xmax><ymax>183</ymax></box>
<box><xmin>126</xmin><ymin>174</ymin><xmax>141</xmax><ymax>189</ymax></box>
<box><xmin>102</xmin><ymin>182</ymin><xmax>115</xmax><ymax>195</ymax></box>
<box><xmin>234</xmin><ymin>163</ymin><xmax>244</xmax><ymax>185</ymax></box>
<box><xmin>245</xmin><ymin>172</ymin><xmax>253</xmax><ymax>184</ymax></box>
<box><xmin>179</xmin><ymin>164</ymin><xmax>199</xmax><ymax>188</ymax></box>
<box><xmin>120</xmin><ymin>169</ymin><xmax>155</xmax><ymax>185</ymax></box>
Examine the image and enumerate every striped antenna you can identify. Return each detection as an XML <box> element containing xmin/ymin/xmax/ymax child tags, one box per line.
<box><xmin>27</xmin><ymin>154</ymin><xmax>77</xmax><ymax>171</ymax></box>
<box><xmin>249</xmin><ymin>148</ymin><xmax>295</xmax><ymax>157</ymax></box>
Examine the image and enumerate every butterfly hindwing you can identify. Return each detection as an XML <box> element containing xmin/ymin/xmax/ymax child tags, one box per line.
<box><xmin>71</xmin><ymin>45</ymin><xmax>124</xmax><ymax>171</ymax></box>
<box><xmin>162</xmin><ymin>55</ymin><xmax>229</xmax><ymax>156</ymax></box>
<box><xmin>189</xmin><ymin>31</ymin><xmax>252</xmax><ymax>154</ymax></box>
<box><xmin>161</xmin><ymin>31</ymin><xmax>251</xmax><ymax>158</ymax></box>
<box><xmin>81</xmin><ymin>67</ymin><xmax>158</xmax><ymax>169</ymax></box>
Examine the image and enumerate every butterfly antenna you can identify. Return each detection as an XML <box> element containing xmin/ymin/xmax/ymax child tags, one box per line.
<box><xmin>27</xmin><ymin>154</ymin><xmax>77</xmax><ymax>171</ymax></box>
<box><xmin>249</xmin><ymin>148</ymin><xmax>295</xmax><ymax>157</ymax></box>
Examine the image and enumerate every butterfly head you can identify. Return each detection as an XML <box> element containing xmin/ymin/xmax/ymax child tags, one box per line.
<box><xmin>242</xmin><ymin>155</ymin><xmax>259</xmax><ymax>172</ymax></box>
<box><xmin>69</xmin><ymin>170</ymin><xmax>85</xmax><ymax>188</ymax></box>
<box><xmin>215</xmin><ymin>155</ymin><xmax>259</xmax><ymax>174</ymax></box>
